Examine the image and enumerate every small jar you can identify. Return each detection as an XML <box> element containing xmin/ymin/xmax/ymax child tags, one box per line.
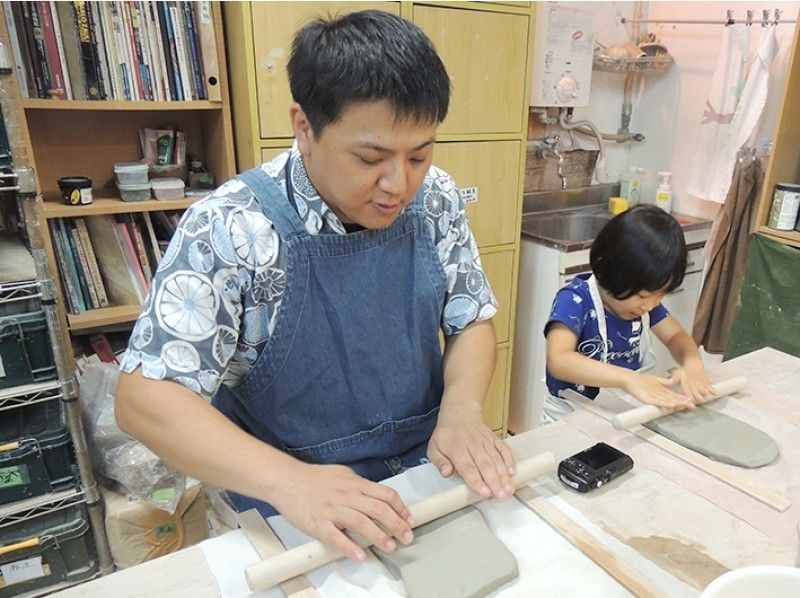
<box><xmin>767</xmin><ymin>183</ymin><xmax>800</xmax><ymax>230</ymax></box>
<box><xmin>58</xmin><ymin>176</ymin><xmax>93</xmax><ymax>205</ymax></box>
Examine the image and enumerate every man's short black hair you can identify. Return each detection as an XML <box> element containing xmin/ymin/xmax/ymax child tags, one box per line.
<box><xmin>288</xmin><ymin>10</ymin><xmax>450</xmax><ymax>134</ymax></box>
<box><xmin>590</xmin><ymin>204</ymin><xmax>687</xmax><ymax>299</ymax></box>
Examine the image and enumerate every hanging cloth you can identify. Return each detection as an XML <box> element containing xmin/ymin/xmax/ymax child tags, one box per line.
<box><xmin>686</xmin><ymin>25</ymin><xmax>750</xmax><ymax>203</ymax></box>
<box><xmin>692</xmin><ymin>157</ymin><xmax>763</xmax><ymax>353</ymax></box>
<box><xmin>705</xmin><ymin>26</ymin><xmax>779</xmax><ymax>203</ymax></box>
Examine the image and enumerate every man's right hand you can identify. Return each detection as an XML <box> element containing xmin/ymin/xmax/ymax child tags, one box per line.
<box><xmin>271</xmin><ymin>462</ymin><xmax>415</xmax><ymax>562</ymax></box>
<box><xmin>622</xmin><ymin>371</ymin><xmax>695</xmax><ymax>410</ymax></box>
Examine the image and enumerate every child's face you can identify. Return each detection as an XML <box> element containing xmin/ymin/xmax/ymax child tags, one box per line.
<box><xmin>600</xmin><ymin>287</ymin><xmax>667</xmax><ymax>320</ymax></box>
<box><xmin>292</xmin><ymin>100</ymin><xmax>437</xmax><ymax>230</ymax></box>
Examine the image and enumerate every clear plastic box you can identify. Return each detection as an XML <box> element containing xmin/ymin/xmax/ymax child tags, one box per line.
<box><xmin>151</xmin><ymin>177</ymin><xmax>185</xmax><ymax>201</ymax></box>
<box><xmin>117</xmin><ymin>182</ymin><xmax>152</xmax><ymax>202</ymax></box>
<box><xmin>114</xmin><ymin>161</ymin><xmax>149</xmax><ymax>186</ymax></box>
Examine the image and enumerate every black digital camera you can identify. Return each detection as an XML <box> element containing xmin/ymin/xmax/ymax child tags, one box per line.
<box><xmin>558</xmin><ymin>442</ymin><xmax>634</xmax><ymax>493</ymax></box>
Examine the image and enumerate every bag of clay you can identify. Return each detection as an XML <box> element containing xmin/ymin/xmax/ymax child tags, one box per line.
<box><xmin>79</xmin><ymin>362</ymin><xmax>185</xmax><ymax>514</ymax></box>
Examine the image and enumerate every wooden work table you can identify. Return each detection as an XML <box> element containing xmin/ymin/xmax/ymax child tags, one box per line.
<box><xmin>55</xmin><ymin>348</ymin><xmax>800</xmax><ymax>597</ymax></box>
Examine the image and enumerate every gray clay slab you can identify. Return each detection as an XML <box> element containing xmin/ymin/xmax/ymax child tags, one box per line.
<box><xmin>644</xmin><ymin>406</ymin><xmax>780</xmax><ymax>467</ymax></box>
<box><xmin>372</xmin><ymin>506</ymin><xmax>518</xmax><ymax>598</ymax></box>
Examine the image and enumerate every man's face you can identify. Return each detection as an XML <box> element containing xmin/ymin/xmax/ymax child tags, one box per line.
<box><xmin>291</xmin><ymin>100</ymin><xmax>437</xmax><ymax>229</ymax></box>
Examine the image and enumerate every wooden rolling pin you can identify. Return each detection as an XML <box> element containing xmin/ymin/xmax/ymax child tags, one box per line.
<box><xmin>245</xmin><ymin>451</ymin><xmax>556</xmax><ymax>592</ymax></box>
<box><xmin>611</xmin><ymin>376</ymin><xmax>748</xmax><ymax>430</ymax></box>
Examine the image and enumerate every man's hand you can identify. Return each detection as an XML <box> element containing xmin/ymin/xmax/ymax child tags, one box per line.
<box><xmin>427</xmin><ymin>402</ymin><xmax>516</xmax><ymax>500</ymax></box>
<box><xmin>272</xmin><ymin>462</ymin><xmax>415</xmax><ymax>562</ymax></box>
<box><xmin>622</xmin><ymin>371</ymin><xmax>695</xmax><ymax>409</ymax></box>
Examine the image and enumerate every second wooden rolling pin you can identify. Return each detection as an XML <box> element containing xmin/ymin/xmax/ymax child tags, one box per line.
<box><xmin>245</xmin><ymin>451</ymin><xmax>556</xmax><ymax>592</ymax></box>
<box><xmin>611</xmin><ymin>376</ymin><xmax>748</xmax><ymax>430</ymax></box>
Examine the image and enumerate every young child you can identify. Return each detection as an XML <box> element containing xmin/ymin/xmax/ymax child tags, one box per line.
<box><xmin>544</xmin><ymin>204</ymin><xmax>715</xmax><ymax>421</ymax></box>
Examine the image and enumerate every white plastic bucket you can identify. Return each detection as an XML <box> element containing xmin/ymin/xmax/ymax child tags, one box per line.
<box><xmin>701</xmin><ymin>566</ymin><xmax>800</xmax><ymax>598</ymax></box>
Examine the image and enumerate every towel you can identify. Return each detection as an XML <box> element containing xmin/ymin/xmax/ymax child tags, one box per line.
<box><xmin>687</xmin><ymin>25</ymin><xmax>750</xmax><ymax>203</ymax></box>
<box><xmin>704</xmin><ymin>26</ymin><xmax>779</xmax><ymax>204</ymax></box>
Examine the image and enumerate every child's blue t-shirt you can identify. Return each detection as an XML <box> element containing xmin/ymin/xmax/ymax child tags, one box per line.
<box><xmin>544</xmin><ymin>274</ymin><xmax>670</xmax><ymax>399</ymax></box>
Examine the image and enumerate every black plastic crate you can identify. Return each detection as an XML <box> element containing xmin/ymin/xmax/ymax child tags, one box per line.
<box><xmin>0</xmin><ymin>492</ymin><xmax>97</xmax><ymax>596</ymax></box>
<box><xmin>0</xmin><ymin>390</ymin><xmax>64</xmax><ymax>444</ymax></box>
<box><xmin>0</xmin><ymin>311</ymin><xmax>57</xmax><ymax>391</ymax></box>
<box><xmin>0</xmin><ymin>429</ymin><xmax>77</xmax><ymax>505</ymax></box>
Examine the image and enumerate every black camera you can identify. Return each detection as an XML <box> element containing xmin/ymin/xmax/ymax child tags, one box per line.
<box><xmin>558</xmin><ymin>442</ymin><xmax>634</xmax><ymax>493</ymax></box>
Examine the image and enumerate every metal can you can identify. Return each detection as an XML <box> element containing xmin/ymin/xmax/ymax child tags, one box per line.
<box><xmin>767</xmin><ymin>183</ymin><xmax>800</xmax><ymax>230</ymax></box>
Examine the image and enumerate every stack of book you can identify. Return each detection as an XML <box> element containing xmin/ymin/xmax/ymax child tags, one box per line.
<box><xmin>5</xmin><ymin>1</ymin><xmax>220</xmax><ymax>102</ymax></box>
<box><xmin>48</xmin><ymin>211</ymin><xmax>181</xmax><ymax>314</ymax></box>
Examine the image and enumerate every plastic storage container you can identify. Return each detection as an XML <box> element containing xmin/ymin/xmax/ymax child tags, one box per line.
<box><xmin>0</xmin><ymin>493</ymin><xmax>98</xmax><ymax>597</ymax></box>
<box><xmin>0</xmin><ymin>429</ymin><xmax>77</xmax><ymax>504</ymax></box>
<box><xmin>0</xmin><ymin>311</ymin><xmax>57</xmax><ymax>391</ymax></box>
<box><xmin>113</xmin><ymin>161</ymin><xmax>149</xmax><ymax>186</ymax></box>
<box><xmin>151</xmin><ymin>177</ymin><xmax>185</xmax><ymax>201</ymax></box>
<box><xmin>0</xmin><ymin>390</ymin><xmax>64</xmax><ymax>443</ymax></box>
<box><xmin>117</xmin><ymin>182</ymin><xmax>151</xmax><ymax>202</ymax></box>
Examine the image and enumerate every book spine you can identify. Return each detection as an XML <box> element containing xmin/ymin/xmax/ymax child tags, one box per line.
<box><xmin>55</xmin><ymin>1</ymin><xmax>86</xmax><ymax>100</ymax></box>
<box><xmin>86</xmin><ymin>1</ymin><xmax>108</xmax><ymax>99</ymax></box>
<box><xmin>75</xmin><ymin>218</ymin><xmax>109</xmax><ymax>308</ymax></box>
<box><xmin>141</xmin><ymin>212</ymin><xmax>163</xmax><ymax>265</ymax></box>
<box><xmin>117</xmin><ymin>0</ymin><xmax>140</xmax><ymax>101</ymax></box>
<box><xmin>73</xmin><ymin>1</ymin><xmax>101</xmax><ymax>99</ymax></box>
<box><xmin>49</xmin><ymin>220</ymin><xmax>80</xmax><ymax>313</ymax></box>
<box><xmin>48</xmin><ymin>1</ymin><xmax>72</xmax><ymax>100</ymax></box>
<box><xmin>116</xmin><ymin>220</ymin><xmax>149</xmax><ymax>295</ymax></box>
<box><xmin>169</xmin><ymin>2</ymin><xmax>191</xmax><ymax>100</ymax></box>
<box><xmin>64</xmin><ymin>218</ymin><xmax>93</xmax><ymax>309</ymax></box>
<box><xmin>193</xmin><ymin>1</ymin><xmax>219</xmax><ymax>102</ymax></box>
<box><xmin>69</xmin><ymin>219</ymin><xmax>99</xmax><ymax>309</ymax></box>
<box><xmin>131</xmin><ymin>2</ymin><xmax>154</xmax><ymax>100</ymax></box>
<box><xmin>123</xmin><ymin>0</ymin><xmax>145</xmax><ymax>100</ymax></box>
<box><xmin>28</xmin><ymin>2</ymin><xmax>54</xmax><ymax>98</ymax></box>
<box><xmin>99</xmin><ymin>1</ymin><xmax>123</xmax><ymax>101</ymax></box>
<box><xmin>182</xmin><ymin>0</ymin><xmax>205</xmax><ymax>100</ymax></box>
<box><xmin>56</xmin><ymin>219</ymin><xmax>86</xmax><ymax>312</ymax></box>
<box><xmin>156</xmin><ymin>1</ymin><xmax>177</xmax><ymax>100</ymax></box>
<box><xmin>4</xmin><ymin>1</ymin><xmax>30</xmax><ymax>97</ymax></box>
<box><xmin>109</xmin><ymin>2</ymin><xmax>131</xmax><ymax>101</ymax></box>
<box><xmin>144</xmin><ymin>1</ymin><xmax>166</xmax><ymax>101</ymax></box>
<box><xmin>127</xmin><ymin>216</ymin><xmax>152</xmax><ymax>282</ymax></box>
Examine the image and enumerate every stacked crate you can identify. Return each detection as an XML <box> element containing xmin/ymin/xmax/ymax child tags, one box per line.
<box><xmin>0</xmin><ymin>237</ymin><xmax>99</xmax><ymax>595</ymax></box>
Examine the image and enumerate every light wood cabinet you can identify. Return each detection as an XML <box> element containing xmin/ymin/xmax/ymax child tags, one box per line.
<box><xmin>225</xmin><ymin>1</ymin><xmax>535</xmax><ymax>434</ymax></box>
<box><xmin>413</xmin><ymin>5</ymin><xmax>529</xmax><ymax>136</ymax></box>
<box><xmin>433</xmin><ymin>140</ymin><xmax>522</xmax><ymax>247</ymax></box>
<box><xmin>754</xmin><ymin>18</ymin><xmax>800</xmax><ymax>248</ymax></box>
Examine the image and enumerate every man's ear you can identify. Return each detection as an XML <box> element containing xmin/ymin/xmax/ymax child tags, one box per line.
<box><xmin>290</xmin><ymin>103</ymin><xmax>313</xmax><ymax>155</ymax></box>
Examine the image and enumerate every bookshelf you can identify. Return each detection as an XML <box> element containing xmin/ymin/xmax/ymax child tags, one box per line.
<box><xmin>0</xmin><ymin>2</ymin><xmax>236</xmax><ymax>365</ymax></box>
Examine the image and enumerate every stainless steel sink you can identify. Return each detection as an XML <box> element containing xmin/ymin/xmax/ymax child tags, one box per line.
<box><xmin>521</xmin><ymin>211</ymin><xmax>612</xmax><ymax>243</ymax></box>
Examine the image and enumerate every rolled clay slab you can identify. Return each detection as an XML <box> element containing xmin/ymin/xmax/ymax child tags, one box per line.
<box><xmin>372</xmin><ymin>506</ymin><xmax>519</xmax><ymax>598</ymax></box>
<box><xmin>643</xmin><ymin>406</ymin><xmax>779</xmax><ymax>468</ymax></box>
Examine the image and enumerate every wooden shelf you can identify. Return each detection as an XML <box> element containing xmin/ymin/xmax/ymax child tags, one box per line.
<box><xmin>22</xmin><ymin>98</ymin><xmax>223</xmax><ymax>111</ymax></box>
<box><xmin>68</xmin><ymin>304</ymin><xmax>142</xmax><ymax>331</ymax></box>
<box><xmin>42</xmin><ymin>197</ymin><xmax>200</xmax><ymax>219</ymax></box>
<box><xmin>757</xmin><ymin>226</ymin><xmax>800</xmax><ymax>249</ymax></box>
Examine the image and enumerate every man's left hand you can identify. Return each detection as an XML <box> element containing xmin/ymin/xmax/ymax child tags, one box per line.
<box><xmin>427</xmin><ymin>403</ymin><xmax>516</xmax><ymax>500</ymax></box>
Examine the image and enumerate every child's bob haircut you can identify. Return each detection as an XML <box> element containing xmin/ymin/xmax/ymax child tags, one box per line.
<box><xmin>590</xmin><ymin>204</ymin><xmax>687</xmax><ymax>300</ymax></box>
<box><xmin>287</xmin><ymin>10</ymin><xmax>451</xmax><ymax>135</ymax></box>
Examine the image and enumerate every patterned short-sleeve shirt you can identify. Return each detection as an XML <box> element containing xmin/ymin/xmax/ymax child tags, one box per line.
<box><xmin>120</xmin><ymin>147</ymin><xmax>498</xmax><ymax>398</ymax></box>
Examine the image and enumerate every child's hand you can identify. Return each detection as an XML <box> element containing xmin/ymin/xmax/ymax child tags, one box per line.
<box><xmin>669</xmin><ymin>359</ymin><xmax>716</xmax><ymax>403</ymax></box>
<box><xmin>623</xmin><ymin>371</ymin><xmax>695</xmax><ymax>409</ymax></box>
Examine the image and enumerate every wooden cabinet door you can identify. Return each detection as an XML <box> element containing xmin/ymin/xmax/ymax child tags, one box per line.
<box><xmin>251</xmin><ymin>2</ymin><xmax>400</xmax><ymax>139</ymax></box>
<box><xmin>483</xmin><ymin>345</ymin><xmax>509</xmax><ymax>431</ymax></box>
<box><xmin>414</xmin><ymin>6</ymin><xmax>529</xmax><ymax>135</ymax></box>
<box><xmin>433</xmin><ymin>140</ymin><xmax>521</xmax><ymax>248</ymax></box>
<box><xmin>479</xmin><ymin>249</ymin><xmax>515</xmax><ymax>344</ymax></box>
<box><xmin>260</xmin><ymin>146</ymin><xmax>292</xmax><ymax>164</ymax></box>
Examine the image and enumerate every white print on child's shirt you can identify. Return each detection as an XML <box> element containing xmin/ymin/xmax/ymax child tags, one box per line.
<box><xmin>578</xmin><ymin>336</ymin><xmax>641</xmax><ymax>361</ymax></box>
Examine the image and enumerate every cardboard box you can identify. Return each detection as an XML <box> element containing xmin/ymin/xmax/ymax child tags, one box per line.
<box><xmin>102</xmin><ymin>484</ymin><xmax>208</xmax><ymax>569</ymax></box>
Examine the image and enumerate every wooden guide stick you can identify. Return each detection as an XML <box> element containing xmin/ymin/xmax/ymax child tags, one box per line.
<box><xmin>565</xmin><ymin>390</ymin><xmax>792</xmax><ymax>512</ymax></box>
<box><xmin>245</xmin><ymin>451</ymin><xmax>557</xmax><ymax>592</ymax></box>
<box><xmin>515</xmin><ymin>486</ymin><xmax>661</xmax><ymax>598</ymax></box>
<box><xmin>611</xmin><ymin>376</ymin><xmax>748</xmax><ymax>430</ymax></box>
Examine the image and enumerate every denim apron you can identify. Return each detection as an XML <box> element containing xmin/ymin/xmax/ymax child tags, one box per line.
<box><xmin>212</xmin><ymin>161</ymin><xmax>447</xmax><ymax>516</ymax></box>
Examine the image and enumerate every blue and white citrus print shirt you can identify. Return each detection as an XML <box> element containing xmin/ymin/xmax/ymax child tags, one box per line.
<box><xmin>120</xmin><ymin>147</ymin><xmax>498</xmax><ymax>398</ymax></box>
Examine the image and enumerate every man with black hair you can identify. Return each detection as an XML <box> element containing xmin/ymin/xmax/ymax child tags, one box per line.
<box><xmin>116</xmin><ymin>10</ymin><xmax>514</xmax><ymax>562</ymax></box>
<box><xmin>544</xmin><ymin>204</ymin><xmax>715</xmax><ymax>422</ymax></box>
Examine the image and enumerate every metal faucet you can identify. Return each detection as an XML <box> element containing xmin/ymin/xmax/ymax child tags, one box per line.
<box><xmin>537</xmin><ymin>134</ymin><xmax>567</xmax><ymax>189</ymax></box>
